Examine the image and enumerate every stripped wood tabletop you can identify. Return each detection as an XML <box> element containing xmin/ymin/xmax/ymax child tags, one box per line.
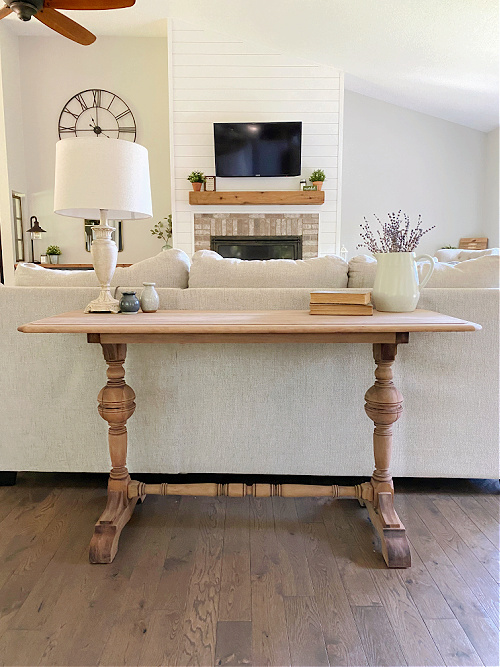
<box><xmin>18</xmin><ymin>308</ymin><xmax>481</xmax><ymax>335</ymax></box>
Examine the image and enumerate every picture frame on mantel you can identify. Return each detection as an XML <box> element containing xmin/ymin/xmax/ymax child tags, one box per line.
<box><xmin>204</xmin><ymin>176</ymin><xmax>216</xmax><ymax>192</ymax></box>
<box><xmin>85</xmin><ymin>220</ymin><xmax>123</xmax><ymax>252</ymax></box>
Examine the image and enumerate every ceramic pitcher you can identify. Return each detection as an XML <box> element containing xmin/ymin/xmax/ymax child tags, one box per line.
<box><xmin>372</xmin><ymin>252</ymin><xmax>435</xmax><ymax>312</ymax></box>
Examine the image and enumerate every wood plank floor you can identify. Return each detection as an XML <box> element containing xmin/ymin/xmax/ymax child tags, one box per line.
<box><xmin>0</xmin><ymin>474</ymin><xmax>498</xmax><ymax>667</ymax></box>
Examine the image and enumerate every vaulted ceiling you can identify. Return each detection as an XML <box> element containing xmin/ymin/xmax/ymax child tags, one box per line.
<box><xmin>3</xmin><ymin>0</ymin><xmax>498</xmax><ymax>131</ymax></box>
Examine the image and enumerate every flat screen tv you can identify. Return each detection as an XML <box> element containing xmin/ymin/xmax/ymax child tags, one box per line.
<box><xmin>214</xmin><ymin>121</ymin><xmax>302</xmax><ymax>177</ymax></box>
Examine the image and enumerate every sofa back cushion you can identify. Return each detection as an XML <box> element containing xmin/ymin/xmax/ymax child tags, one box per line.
<box><xmin>434</xmin><ymin>248</ymin><xmax>499</xmax><ymax>262</ymax></box>
<box><xmin>14</xmin><ymin>249</ymin><xmax>191</xmax><ymax>288</ymax></box>
<box><xmin>188</xmin><ymin>250</ymin><xmax>348</xmax><ymax>288</ymax></box>
<box><xmin>348</xmin><ymin>254</ymin><xmax>499</xmax><ymax>288</ymax></box>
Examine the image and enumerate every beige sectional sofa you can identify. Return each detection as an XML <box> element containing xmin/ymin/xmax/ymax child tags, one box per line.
<box><xmin>2</xmin><ymin>249</ymin><xmax>498</xmax><ymax>479</ymax></box>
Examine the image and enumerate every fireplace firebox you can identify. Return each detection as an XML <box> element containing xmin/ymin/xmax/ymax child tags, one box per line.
<box><xmin>211</xmin><ymin>236</ymin><xmax>302</xmax><ymax>260</ymax></box>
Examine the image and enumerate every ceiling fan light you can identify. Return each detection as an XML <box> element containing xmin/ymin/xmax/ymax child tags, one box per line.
<box><xmin>10</xmin><ymin>1</ymin><xmax>42</xmax><ymax>21</ymax></box>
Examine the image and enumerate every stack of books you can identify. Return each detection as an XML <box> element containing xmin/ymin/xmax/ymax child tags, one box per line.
<box><xmin>310</xmin><ymin>290</ymin><xmax>373</xmax><ymax>315</ymax></box>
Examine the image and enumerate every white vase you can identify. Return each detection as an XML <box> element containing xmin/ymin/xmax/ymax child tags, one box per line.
<box><xmin>48</xmin><ymin>255</ymin><xmax>59</xmax><ymax>264</ymax></box>
<box><xmin>140</xmin><ymin>282</ymin><xmax>159</xmax><ymax>313</ymax></box>
<box><xmin>372</xmin><ymin>252</ymin><xmax>435</xmax><ymax>312</ymax></box>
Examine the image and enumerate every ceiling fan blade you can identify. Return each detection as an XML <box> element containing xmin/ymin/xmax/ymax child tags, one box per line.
<box><xmin>0</xmin><ymin>6</ymin><xmax>13</xmax><ymax>19</ymax></box>
<box><xmin>36</xmin><ymin>8</ymin><xmax>96</xmax><ymax>45</ymax></box>
<box><xmin>44</xmin><ymin>0</ymin><xmax>135</xmax><ymax>9</ymax></box>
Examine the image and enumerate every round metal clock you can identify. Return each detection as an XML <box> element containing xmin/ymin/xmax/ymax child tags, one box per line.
<box><xmin>58</xmin><ymin>89</ymin><xmax>136</xmax><ymax>142</ymax></box>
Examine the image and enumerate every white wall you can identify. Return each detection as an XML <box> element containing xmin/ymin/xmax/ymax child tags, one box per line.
<box><xmin>341</xmin><ymin>91</ymin><xmax>488</xmax><ymax>258</ymax></box>
<box><xmin>17</xmin><ymin>35</ymin><xmax>170</xmax><ymax>266</ymax></box>
<box><xmin>483</xmin><ymin>127</ymin><xmax>499</xmax><ymax>247</ymax></box>
<box><xmin>169</xmin><ymin>20</ymin><xmax>342</xmax><ymax>256</ymax></box>
<box><xmin>0</xmin><ymin>25</ymin><xmax>28</xmax><ymax>283</ymax></box>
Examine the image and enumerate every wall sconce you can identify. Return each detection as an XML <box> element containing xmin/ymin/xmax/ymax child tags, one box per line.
<box><xmin>25</xmin><ymin>216</ymin><xmax>46</xmax><ymax>263</ymax></box>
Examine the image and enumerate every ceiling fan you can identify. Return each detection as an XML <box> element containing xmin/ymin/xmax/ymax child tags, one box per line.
<box><xmin>0</xmin><ymin>0</ymin><xmax>136</xmax><ymax>45</ymax></box>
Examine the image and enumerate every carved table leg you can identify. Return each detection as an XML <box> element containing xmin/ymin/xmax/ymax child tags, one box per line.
<box><xmin>89</xmin><ymin>343</ymin><xmax>138</xmax><ymax>564</ymax></box>
<box><xmin>363</xmin><ymin>343</ymin><xmax>411</xmax><ymax>568</ymax></box>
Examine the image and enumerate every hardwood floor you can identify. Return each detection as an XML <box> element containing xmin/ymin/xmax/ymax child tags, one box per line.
<box><xmin>0</xmin><ymin>474</ymin><xmax>498</xmax><ymax>667</ymax></box>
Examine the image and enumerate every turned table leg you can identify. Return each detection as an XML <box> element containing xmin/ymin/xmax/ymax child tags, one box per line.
<box><xmin>89</xmin><ymin>343</ymin><xmax>139</xmax><ymax>564</ymax></box>
<box><xmin>363</xmin><ymin>343</ymin><xmax>411</xmax><ymax>568</ymax></box>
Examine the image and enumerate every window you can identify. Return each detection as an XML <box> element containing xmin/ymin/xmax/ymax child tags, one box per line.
<box><xmin>12</xmin><ymin>193</ymin><xmax>24</xmax><ymax>262</ymax></box>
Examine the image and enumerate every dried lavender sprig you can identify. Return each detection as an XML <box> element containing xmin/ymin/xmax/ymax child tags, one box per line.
<box><xmin>357</xmin><ymin>212</ymin><xmax>435</xmax><ymax>253</ymax></box>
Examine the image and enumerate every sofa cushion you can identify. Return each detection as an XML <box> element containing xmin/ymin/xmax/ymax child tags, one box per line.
<box><xmin>435</xmin><ymin>248</ymin><xmax>499</xmax><ymax>262</ymax></box>
<box><xmin>348</xmin><ymin>254</ymin><xmax>499</xmax><ymax>288</ymax></box>
<box><xmin>188</xmin><ymin>250</ymin><xmax>348</xmax><ymax>288</ymax></box>
<box><xmin>14</xmin><ymin>249</ymin><xmax>191</xmax><ymax>288</ymax></box>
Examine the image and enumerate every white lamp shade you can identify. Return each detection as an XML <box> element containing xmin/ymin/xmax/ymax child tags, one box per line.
<box><xmin>54</xmin><ymin>137</ymin><xmax>153</xmax><ymax>220</ymax></box>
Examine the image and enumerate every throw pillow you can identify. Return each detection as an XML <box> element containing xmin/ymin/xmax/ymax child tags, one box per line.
<box><xmin>188</xmin><ymin>250</ymin><xmax>348</xmax><ymax>288</ymax></box>
<box><xmin>434</xmin><ymin>249</ymin><xmax>461</xmax><ymax>262</ymax></box>
<box><xmin>14</xmin><ymin>249</ymin><xmax>191</xmax><ymax>288</ymax></box>
<box><xmin>435</xmin><ymin>248</ymin><xmax>498</xmax><ymax>262</ymax></box>
<box><xmin>457</xmin><ymin>248</ymin><xmax>499</xmax><ymax>261</ymax></box>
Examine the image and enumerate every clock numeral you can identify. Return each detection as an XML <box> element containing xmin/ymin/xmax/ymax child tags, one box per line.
<box><xmin>59</xmin><ymin>126</ymin><xmax>76</xmax><ymax>133</ymax></box>
<box><xmin>106</xmin><ymin>94</ymin><xmax>116</xmax><ymax>110</ymax></box>
<box><xmin>75</xmin><ymin>93</ymin><xmax>88</xmax><ymax>111</ymax></box>
<box><xmin>62</xmin><ymin>106</ymin><xmax>79</xmax><ymax>120</ymax></box>
<box><xmin>118</xmin><ymin>127</ymin><xmax>136</xmax><ymax>133</ymax></box>
<box><xmin>115</xmin><ymin>109</ymin><xmax>132</xmax><ymax>121</ymax></box>
<box><xmin>91</xmin><ymin>89</ymin><xmax>101</xmax><ymax>108</ymax></box>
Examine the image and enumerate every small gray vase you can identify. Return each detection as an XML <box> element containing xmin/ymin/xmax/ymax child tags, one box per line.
<box><xmin>119</xmin><ymin>291</ymin><xmax>140</xmax><ymax>314</ymax></box>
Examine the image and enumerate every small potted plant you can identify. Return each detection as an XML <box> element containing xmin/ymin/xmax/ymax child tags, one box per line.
<box><xmin>309</xmin><ymin>169</ymin><xmax>326</xmax><ymax>191</ymax></box>
<box><xmin>46</xmin><ymin>245</ymin><xmax>62</xmax><ymax>264</ymax></box>
<box><xmin>150</xmin><ymin>215</ymin><xmax>173</xmax><ymax>250</ymax></box>
<box><xmin>187</xmin><ymin>171</ymin><xmax>206</xmax><ymax>191</ymax></box>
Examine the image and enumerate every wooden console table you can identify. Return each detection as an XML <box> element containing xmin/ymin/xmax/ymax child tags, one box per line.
<box><xmin>18</xmin><ymin>309</ymin><xmax>480</xmax><ymax>568</ymax></box>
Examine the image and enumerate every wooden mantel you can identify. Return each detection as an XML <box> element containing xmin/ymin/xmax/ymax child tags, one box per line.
<box><xmin>189</xmin><ymin>190</ymin><xmax>325</xmax><ymax>206</ymax></box>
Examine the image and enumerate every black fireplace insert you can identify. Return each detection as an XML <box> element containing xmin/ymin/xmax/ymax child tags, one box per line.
<box><xmin>210</xmin><ymin>236</ymin><xmax>302</xmax><ymax>260</ymax></box>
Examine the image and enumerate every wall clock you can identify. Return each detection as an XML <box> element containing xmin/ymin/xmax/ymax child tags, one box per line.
<box><xmin>58</xmin><ymin>89</ymin><xmax>136</xmax><ymax>142</ymax></box>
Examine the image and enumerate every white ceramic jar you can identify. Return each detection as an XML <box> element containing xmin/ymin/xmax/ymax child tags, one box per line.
<box><xmin>140</xmin><ymin>282</ymin><xmax>159</xmax><ymax>313</ymax></box>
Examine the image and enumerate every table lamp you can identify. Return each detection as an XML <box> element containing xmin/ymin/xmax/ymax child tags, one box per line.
<box><xmin>54</xmin><ymin>137</ymin><xmax>152</xmax><ymax>313</ymax></box>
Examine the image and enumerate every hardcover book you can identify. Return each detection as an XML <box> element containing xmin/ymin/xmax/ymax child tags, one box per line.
<box><xmin>310</xmin><ymin>290</ymin><xmax>372</xmax><ymax>305</ymax></box>
<box><xmin>309</xmin><ymin>303</ymin><xmax>374</xmax><ymax>316</ymax></box>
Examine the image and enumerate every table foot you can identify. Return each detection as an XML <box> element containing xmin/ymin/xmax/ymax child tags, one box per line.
<box><xmin>89</xmin><ymin>488</ymin><xmax>140</xmax><ymax>563</ymax></box>
<box><xmin>364</xmin><ymin>491</ymin><xmax>411</xmax><ymax>568</ymax></box>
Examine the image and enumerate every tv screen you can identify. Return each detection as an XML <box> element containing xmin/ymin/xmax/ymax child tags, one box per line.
<box><xmin>214</xmin><ymin>122</ymin><xmax>302</xmax><ymax>177</ymax></box>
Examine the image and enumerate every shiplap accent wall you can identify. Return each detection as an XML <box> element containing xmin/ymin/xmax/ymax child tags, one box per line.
<box><xmin>168</xmin><ymin>20</ymin><xmax>343</xmax><ymax>256</ymax></box>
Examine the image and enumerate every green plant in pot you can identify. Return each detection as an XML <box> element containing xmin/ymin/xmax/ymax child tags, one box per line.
<box><xmin>150</xmin><ymin>214</ymin><xmax>173</xmax><ymax>250</ymax></box>
<box><xmin>309</xmin><ymin>169</ymin><xmax>326</xmax><ymax>191</ymax></box>
<box><xmin>46</xmin><ymin>245</ymin><xmax>61</xmax><ymax>264</ymax></box>
<box><xmin>187</xmin><ymin>171</ymin><xmax>205</xmax><ymax>191</ymax></box>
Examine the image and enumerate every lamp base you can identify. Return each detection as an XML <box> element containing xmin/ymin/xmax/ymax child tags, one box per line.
<box><xmin>85</xmin><ymin>290</ymin><xmax>120</xmax><ymax>314</ymax></box>
<box><xmin>85</xmin><ymin>211</ymin><xmax>120</xmax><ymax>313</ymax></box>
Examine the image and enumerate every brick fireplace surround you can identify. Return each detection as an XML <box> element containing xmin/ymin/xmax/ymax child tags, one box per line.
<box><xmin>194</xmin><ymin>213</ymin><xmax>319</xmax><ymax>259</ymax></box>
